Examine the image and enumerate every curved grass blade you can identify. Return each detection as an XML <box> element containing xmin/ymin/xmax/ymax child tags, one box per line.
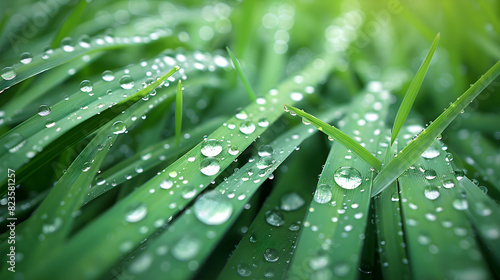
<box><xmin>175</xmin><ymin>80</ymin><xmax>183</xmax><ymax>147</ymax></box>
<box><xmin>284</xmin><ymin>104</ymin><xmax>382</xmax><ymax>171</ymax></box>
<box><xmin>50</xmin><ymin>0</ymin><xmax>90</xmax><ymax>49</ymax></box>
<box><xmin>372</xmin><ymin>60</ymin><xmax>500</xmax><ymax>197</ymax></box>
<box><xmin>226</xmin><ymin>47</ymin><xmax>257</xmax><ymax>102</ymax></box>
<box><xmin>390</xmin><ymin>33</ymin><xmax>440</xmax><ymax>145</ymax></box>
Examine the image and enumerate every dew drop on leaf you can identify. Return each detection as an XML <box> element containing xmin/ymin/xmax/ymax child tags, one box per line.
<box><xmin>200</xmin><ymin>158</ymin><xmax>221</xmax><ymax>176</ymax></box>
<box><xmin>452</xmin><ymin>198</ymin><xmax>468</xmax><ymax>210</ymax></box>
<box><xmin>160</xmin><ymin>179</ymin><xmax>173</xmax><ymax>189</ymax></box>
<box><xmin>194</xmin><ymin>190</ymin><xmax>232</xmax><ymax>225</ymax></box>
<box><xmin>201</xmin><ymin>139</ymin><xmax>222</xmax><ymax>157</ymax></box>
<box><xmin>442</xmin><ymin>179</ymin><xmax>455</xmax><ymax>189</ymax></box>
<box><xmin>280</xmin><ymin>192</ymin><xmax>305</xmax><ymax>211</ymax></box>
<box><xmin>125</xmin><ymin>204</ymin><xmax>148</xmax><ymax>223</ymax></box>
<box><xmin>421</xmin><ymin>146</ymin><xmax>440</xmax><ymax>159</ymax></box>
<box><xmin>228</xmin><ymin>146</ymin><xmax>239</xmax><ymax>155</ymax></box>
<box><xmin>256</xmin><ymin>156</ymin><xmax>274</xmax><ymax>169</ymax></box>
<box><xmin>424</xmin><ymin>169</ymin><xmax>437</xmax><ymax>180</ymax></box>
<box><xmin>61</xmin><ymin>37</ymin><xmax>75</xmax><ymax>52</ymax></box>
<box><xmin>258</xmin><ymin>118</ymin><xmax>269</xmax><ymax>127</ymax></box>
<box><xmin>1</xmin><ymin>67</ymin><xmax>16</xmax><ymax>80</ymax></box>
<box><xmin>314</xmin><ymin>183</ymin><xmax>332</xmax><ymax>204</ymax></box>
<box><xmin>237</xmin><ymin>263</ymin><xmax>252</xmax><ymax>277</ymax></box>
<box><xmin>239</xmin><ymin>121</ymin><xmax>256</xmax><ymax>134</ymax></box>
<box><xmin>112</xmin><ymin>121</ymin><xmax>127</xmax><ymax>134</ymax></box>
<box><xmin>4</xmin><ymin>133</ymin><xmax>26</xmax><ymax>153</ymax></box>
<box><xmin>20</xmin><ymin>52</ymin><xmax>33</xmax><ymax>64</ymax></box>
<box><xmin>264</xmin><ymin>248</ymin><xmax>279</xmax><ymax>262</ymax></box>
<box><xmin>42</xmin><ymin>217</ymin><xmax>63</xmax><ymax>234</ymax></box>
<box><xmin>333</xmin><ymin>166</ymin><xmax>362</xmax><ymax>189</ymax></box>
<box><xmin>102</xmin><ymin>70</ymin><xmax>115</xmax><ymax>82</ymax></box>
<box><xmin>424</xmin><ymin>185</ymin><xmax>440</xmax><ymax>200</ymax></box>
<box><xmin>258</xmin><ymin>145</ymin><xmax>274</xmax><ymax>157</ymax></box>
<box><xmin>171</xmin><ymin>235</ymin><xmax>201</xmax><ymax>261</ymax></box>
<box><xmin>80</xmin><ymin>80</ymin><xmax>93</xmax><ymax>92</ymax></box>
<box><xmin>265</xmin><ymin>210</ymin><xmax>285</xmax><ymax>227</ymax></box>
<box><xmin>120</xmin><ymin>75</ymin><xmax>135</xmax><ymax>89</ymax></box>
<box><xmin>38</xmin><ymin>105</ymin><xmax>51</xmax><ymax>116</ymax></box>
<box><xmin>181</xmin><ymin>185</ymin><xmax>197</xmax><ymax>199</ymax></box>
<box><xmin>129</xmin><ymin>253</ymin><xmax>153</xmax><ymax>274</ymax></box>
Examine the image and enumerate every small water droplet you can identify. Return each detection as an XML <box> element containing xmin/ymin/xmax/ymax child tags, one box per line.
<box><xmin>172</xmin><ymin>235</ymin><xmax>201</xmax><ymax>261</ymax></box>
<box><xmin>38</xmin><ymin>105</ymin><xmax>51</xmax><ymax>116</ymax></box>
<box><xmin>42</xmin><ymin>217</ymin><xmax>62</xmax><ymax>234</ymax></box>
<box><xmin>201</xmin><ymin>139</ymin><xmax>222</xmax><ymax>157</ymax></box>
<box><xmin>61</xmin><ymin>37</ymin><xmax>75</xmax><ymax>52</ymax></box>
<box><xmin>256</xmin><ymin>156</ymin><xmax>274</xmax><ymax>169</ymax></box>
<box><xmin>314</xmin><ymin>184</ymin><xmax>332</xmax><ymax>204</ymax></box>
<box><xmin>1</xmin><ymin>67</ymin><xmax>16</xmax><ymax>80</ymax></box>
<box><xmin>258</xmin><ymin>145</ymin><xmax>274</xmax><ymax>157</ymax></box>
<box><xmin>289</xmin><ymin>222</ymin><xmax>300</xmax><ymax>231</ymax></box>
<box><xmin>237</xmin><ymin>263</ymin><xmax>252</xmax><ymax>277</ymax></box>
<box><xmin>333</xmin><ymin>166</ymin><xmax>362</xmax><ymax>189</ymax></box>
<box><xmin>424</xmin><ymin>185</ymin><xmax>440</xmax><ymax>200</ymax></box>
<box><xmin>102</xmin><ymin>70</ymin><xmax>115</xmax><ymax>81</ymax></box>
<box><xmin>228</xmin><ymin>146</ymin><xmax>239</xmax><ymax>155</ymax></box>
<box><xmin>452</xmin><ymin>198</ymin><xmax>468</xmax><ymax>210</ymax></box>
<box><xmin>265</xmin><ymin>210</ymin><xmax>285</xmax><ymax>226</ymax></box>
<box><xmin>442</xmin><ymin>179</ymin><xmax>455</xmax><ymax>189</ymax></box>
<box><xmin>333</xmin><ymin>262</ymin><xmax>350</xmax><ymax>277</ymax></box>
<box><xmin>125</xmin><ymin>204</ymin><xmax>148</xmax><ymax>223</ymax></box>
<box><xmin>264</xmin><ymin>248</ymin><xmax>279</xmax><ymax>262</ymax></box>
<box><xmin>235</xmin><ymin>109</ymin><xmax>248</xmax><ymax>120</ymax></box>
<box><xmin>290</xmin><ymin>92</ymin><xmax>303</xmax><ymax>101</ymax></box>
<box><xmin>194</xmin><ymin>190</ymin><xmax>232</xmax><ymax>225</ymax></box>
<box><xmin>160</xmin><ymin>180</ymin><xmax>173</xmax><ymax>189</ymax></box>
<box><xmin>424</xmin><ymin>169</ymin><xmax>437</xmax><ymax>180</ymax></box>
<box><xmin>129</xmin><ymin>253</ymin><xmax>153</xmax><ymax>274</ymax></box>
<box><xmin>239</xmin><ymin>121</ymin><xmax>256</xmax><ymax>134</ymax></box>
<box><xmin>4</xmin><ymin>133</ymin><xmax>26</xmax><ymax>153</ymax></box>
<box><xmin>120</xmin><ymin>75</ymin><xmax>135</xmax><ymax>89</ymax></box>
<box><xmin>80</xmin><ymin>80</ymin><xmax>93</xmax><ymax>92</ymax></box>
<box><xmin>280</xmin><ymin>192</ymin><xmax>305</xmax><ymax>211</ymax></box>
<box><xmin>82</xmin><ymin>162</ymin><xmax>91</xmax><ymax>172</ymax></box>
<box><xmin>364</xmin><ymin>112</ymin><xmax>379</xmax><ymax>122</ymax></box>
<box><xmin>454</xmin><ymin>170</ymin><xmax>465</xmax><ymax>180</ymax></box>
<box><xmin>181</xmin><ymin>185</ymin><xmax>197</xmax><ymax>199</ymax></box>
<box><xmin>112</xmin><ymin>121</ymin><xmax>127</xmax><ymax>134</ymax></box>
<box><xmin>200</xmin><ymin>158</ymin><xmax>221</xmax><ymax>176</ymax></box>
<box><xmin>258</xmin><ymin>118</ymin><xmax>269</xmax><ymax>127</ymax></box>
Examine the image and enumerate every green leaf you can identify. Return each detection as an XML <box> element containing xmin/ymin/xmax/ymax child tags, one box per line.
<box><xmin>284</xmin><ymin>104</ymin><xmax>383</xmax><ymax>171</ymax></box>
<box><xmin>226</xmin><ymin>47</ymin><xmax>257</xmax><ymax>102</ymax></box>
<box><xmin>372</xmin><ymin>60</ymin><xmax>500</xmax><ymax>197</ymax></box>
<box><xmin>390</xmin><ymin>33</ymin><xmax>440</xmax><ymax>145</ymax></box>
<box><xmin>175</xmin><ymin>80</ymin><xmax>183</xmax><ymax>147</ymax></box>
<box><xmin>50</xmin><ymin>0</ymin><xmax>89</xmax><ymax>49</ymax></box>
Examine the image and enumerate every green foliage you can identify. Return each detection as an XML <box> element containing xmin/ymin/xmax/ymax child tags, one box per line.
<box><xmin>0</xmin><ymin>1</ymin><xmax>499</xmax><ymax>280</ymax></box>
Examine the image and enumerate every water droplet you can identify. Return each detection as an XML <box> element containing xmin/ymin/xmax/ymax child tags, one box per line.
<box><xmin>102</xmin><ymin>70</ymin><xmax>115</xmax><ymax>81</ymax></box>
<box><xmin>364</xmin><ymin>112</ymin><xmax>379</xmax><ymax>122</ymax></box>
<box><xmin>421</xmin><ymin>146</ymin><xmax>440</xmax><ymax>159</ymax></box>
<box><xmin>280</xmin><ymin>192</ymin><xmax>305</xmax><ymax>211</ymax></box>
<box><xmin>264</xmin><ymin>248</ymin><xmax>279</xmax><ymax>262</ymax></box>
<box><xmin>194</xmin><ymin>190</ymin><xmax>232</xmax><ymax>225</ymax></box>
<box><xmin>424</xmin><ymin>169</ymin><xmax>437</xmax><ymax>180</ymax></box>
<box><xmin>125</xmin><ymin>204</ymin><xmax>148</xmax><ymax>223</ymax></box>
<box><xmin>239</xmin><ymin>121</ymin><xmax>256</xmax><ymax>134</ymax></box>
<box><xmin>45</xmin><ymin>121</ymin><xmax>56</xmax><ymax>128</ymax></box>
<box><xmin>80</xmin><ymin>80</ymin><xmax>93</xmax><ymax>92</ymax></box>
<box><xmin>82</xmin><ymin>162</ymin><xmax>91</xmax><ymax>172</ymax></box>
<box><xmin>61</xmin><ymin>37</ymin><xmax>75</xmax><ymax>52</ymax></box>
<box><xmin>42</xmin><ymin>217</ymin><xmax>62</xmax><ymax>234</ymax></box>
<box><xmin>38</xmin><ymin>105</ymin><xmax>51</xmax><ymax>116</ymax></box>
<box><xmin>112</xmin><ymin>121</ymin><xmax>127</xmax><ymax>134</ymax></box>
<box><xmin>258</xmin><ymin>145</ymin><xmax>273</xmax><ymax>157</ymax></box>
<box><xmin>452</xmin><ymin>198</ymin><xmax>468</xmax><ymax>210</ymax></box>
<box><xmin>20</xmin><ymin>52</ymin><xmax>33</xmax><ymax>64</ymax></box>
<box><xmin>424</xmin><ymin>185</ymin><xmax>440</xmax><ymax>200</ymax></box>
<box><xmin>314</xmin><ymin>184</ymin><xmax>332</xmax><ymax>204</ymax></box>
<box><xmin>443</xmin><ymin>179</ymin><xmax>455</xmax><ymax>189</ymax></box>
<box><xmin>290</xmin><ymin>92</ymin><xmax>303</xmax><ymax>101</ymax></box>
<box><xmin>333</xmin><ymin>262</ymin><xmax>350</xmax><ymax>277</ymax></box>
<box><xmin>454</xmin><ymin>169</ymin><xmax>465</xmax><ymax>180</ymax></box>
<box><xmin>237</xmin><ymin>263</ymin><xmax>252</xmax><ymax>277</ymax></box>
<box><xmin>289</xmin><ymin>222</ymin><xmax>300</xmax><ymax>231</ymax></box>
<box><xmin>228</xmin><ymin>146</ymin><xmax>239</xmax><ymax>155</ymax></box>
<box><xmin>129</xmin><ymin>253</ymin><xmax>153</xmax><ymax>274</ymax></box>
<box><xmin>4</xmin><ymin>133</ymin><xmax>26</xmax><ymax>153</ymax></box>
<box><xmin>200</xmin><ymin>158</ymin><xmax>220</xmax><ymax>176</ymax></box>
<box><xmin>1</xmin><ymin>67</ymin><xmax>16</xmax><ymax>80</ymax></box>
<box><xmin>265</xmin><ymin>210</ymin><xmax>285</xmax><ymax>226</ymax></box>
<box><xmin>258</xmin><ymin>118</ymin><xmax>269</xmax><ymax>127</ymax></box>
<box><xmin>235</xmin><ymin>109</ymin><xmax>248</xmax><ymax>120</ymax></box>
<box><xmin>201</xmin><ymin>139</ymin><xmax>222</xmax><ymax>157</ymax></box>
<box><xmin>172</xmin><ymin>235</ymin><xmax>201</xmax><ymax>261</ymax></box>
<box><xmin>256</xmin><ymin>156</ymin><xmax>274</xmax><ymax>169</ymax></box>
<box><xmin>181</xmin><ymin>186</ymin><xmax>197</xmax><ymax>199</ymax></box>
<box><xmin>120</xmin><ymin>75</ymin><xmax>135</xmax><ymax>89</ymax></box>
<box><xmin>160</xmin><ymin>180</ymin><xmax>173</xmax><ymax>189</ymax></box>
<box><xmin>333</xmin><ymin>166</ymin><xmax>362</xmax><ymax>189</ymax></box>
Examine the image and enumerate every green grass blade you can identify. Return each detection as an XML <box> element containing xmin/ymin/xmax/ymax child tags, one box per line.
<box><xmin>175</xmin><ymin>80</ymin><xmax>183</xmax><ymax>147</ymax></box>
<box><xmin>226</xmin><ymin>47</ymin><xmax>257</xmax><ymax>102</ymax></box>
<box><xmin>390</xmin><ymin>33</ymin><xmax>440</xmax><ymax>145</ymax></box>
<box><xmin>50</xmin><ymin>0</ymin><xmax>89</xmax><ymax>49</ymax></box>
<box><xmin>372</xmin><ymin>60</ymin><xmax>500</xmax><ymax>197</ymax></box>
<box><xmin>285</xmin><ymin>104</ymin><xmax>382</xmax><ymax>171</ymax></box>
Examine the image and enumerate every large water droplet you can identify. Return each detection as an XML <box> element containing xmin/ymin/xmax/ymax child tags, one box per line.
<box><xmin>443</xmin><ymin>179</ymin><xmax>455</xmax><ymax>189</ymax></box>
<box><xmin>120</xmin><ymin>75</ymin><xmax>135</xmax><ymax>89</ymax></box>
<box><xmin>4</xmin><ymin>133</ymin><xmax>26</xmax><ymax>153</ymax></box>
<box><xmin>112</xmin><ymin>121</ymin><xmax>127</xmax><ymax>134</ymax></box>
<box><xmin>102</xmin><ymin>70</ymin><xmax>115</xmax><ymax>82</ymax></box>
<box><xmin>333</xmin><ymin>166</ymin><xmax>362</xmax><ymax>189</ymax></box>
<box><xmin>258</xmin><ymin>145</ymin><xmax>274</xmax><ymax>157</ymax></box>
<box><xmin>20</xmin><ymin>52</ymin><xmax>33</xmax><ymax>64</ymax></box>
<box><xmin>237</xmin><ymin>263</ymin><xmax>252</xmax><ymax>277</ymax></box>
<box><xmin>181</xmin><ymin>185</ymin><xmax>197</xmax><ymax>199</ymax></box>
<box><xmin>125</xmin><ymin>204</ymin><xmax>148</xmax><ymax>223</ymax></box>
<box><xmin>256</xmin><ymin>156</ymin><xmax>274</xmax><ymax>169</ymax></box>
<box><xmin>421</xmin><ymin>146</ymin><xmax>440</xmax><ymax>159</ymax></box>
<box><xmin>265</xmin><ymin>210</ymin><xmax>285</xmax><ymax>226</ymax></box>
<box><xmin>1</xmin><ymin>67</ymin><xmax>16</xmax><ymax>80</ymax></box>
<box><xmin>80</xmin><ymin>80</ymin><xmax>93</xmax><ymax>92</ymax></box>
<box><xmin>258</xmin><ymin>118</ymin><xmax>269</xmax><ymax>127</ymax></box>
<box><xmin>424</xmin><ymin>185</ymin><xmax>440</xmax><ymax>200</ymax></box>
<box><xmin>314</xmin><ymin>184</ymin><xmax>332</xmax><ymax>204</ymax></box>
<box><xmin>194</xmin><ymin>190</ymin><xmax>232</xmax><ymax>225</ymax></box>
<box><xmin>61</xmin><ymin>37</ymin><xmax>75</xmax><ymax>52</ymax></box>
<box><xmin>200</xmin><ymin>158</ymin><xmax>220</xmax><ymax>176</ymax></box>
<box><xmin>201</xmin><ymin>139</ymin><xmax>222</xmax><ymax>157</ymax></box>
<box><xmin>38</xmin><ymin>105</ymin><xmax>51</xmax><ymax>116</ymax></box>
<box><xmin>239</xmin><ymin>121</ymin><xmax>256</xmax><ymax>134</ymax></box>
<box><xmin>264</xmin><ymin>248</ymin><xmax>279</xmax><ymax>262</ymax></box>
<box><xmin>424</xmin><ymin>169</ymin><xmax>437</xmax><ymax>180</ymax></box>
<box><xmin>172</xmin><ymin>235</ymin><xmax>201</xmax><ymax>261</ymax></box>
<box><xmin>235</xmin><ymin>109</ymin><xmax>248</xmax><ymax>120</ymax></box>
<box><xmin>280</xmin><ymin>192</ymin><xmax>305</xmax><ymax>211</ymax></box>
